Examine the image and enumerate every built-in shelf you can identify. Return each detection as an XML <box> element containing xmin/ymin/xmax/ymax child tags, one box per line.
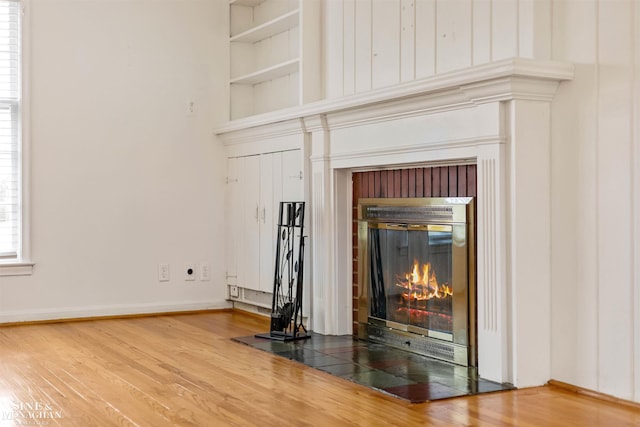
<box><xmin>230</xmin><ymin>58</ymin><xmax>299</xmax><ymax>85</ymax></box>
<box><xmin>228</xmin><ymin>0</ymin><xmax>320</xmax><ymax>120</ymax></box>
<box><xmin>229</xmin><ymin>0</ymin><xmax>265</xmax><ymax>6</ymax></box>
<box><xmin>230</xmin><ymin>9</ymin><xmax>299</xmax><ymax>43</ymax></box>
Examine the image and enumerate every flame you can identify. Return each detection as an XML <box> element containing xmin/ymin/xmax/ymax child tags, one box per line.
<box><xmin>396</xmin><ymin>259</ymin><xmax>452</xmax><ymax>301</ymax></box>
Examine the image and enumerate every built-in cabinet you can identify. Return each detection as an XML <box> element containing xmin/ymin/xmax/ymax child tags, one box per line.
<box><xmin>228</xmin><ymin>0</ymin><xmax>320</xmax><ymax>120</ymax></box>
<box><xmin>225</xmin><ymin>149</ymin><xmax>303</xmax><ymax>298</ymax></box>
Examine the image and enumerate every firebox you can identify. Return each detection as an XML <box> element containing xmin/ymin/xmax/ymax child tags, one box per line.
<box><xmin>357</xmin><ymin>197</ymin><xmax>475</xmax><ymax>366</ymax></box>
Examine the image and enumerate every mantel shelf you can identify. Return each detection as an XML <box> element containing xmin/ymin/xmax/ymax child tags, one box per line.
<box><xmin>230</xmin><ymin>9</ymin><xmax>299</xmax><ymax>43</ymax></box>
<box><xmin>215</xmin><ymin>58</ymin><xmax>575</xmax><ymax>135</ymax></box>
<box><xmin>230</xmin><ymin>58</ymin><xmax>299</xmax><ymax>85</ymax></box>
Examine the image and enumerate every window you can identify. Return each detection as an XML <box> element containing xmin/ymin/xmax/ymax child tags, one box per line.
<box><xmin>0</xmin><ymin>0</ymin><xmax>29</xmax><ymax>274</ymax></box>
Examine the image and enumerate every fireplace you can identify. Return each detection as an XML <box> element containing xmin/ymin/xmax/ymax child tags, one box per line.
<box><xmin>216</xmin><ymin>59</ymin><xmax>572</xmax><ymax>386</ymax></box>
<box><xmin>357</xmin><ymin>197</ymin><xmax>475</xmax><ymax>366</ymax></box>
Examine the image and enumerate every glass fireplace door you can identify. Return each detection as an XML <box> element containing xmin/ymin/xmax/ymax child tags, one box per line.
<box><xmin>368</xmin><ymin>224</ymin><xmax>454</xmax><ymax>340</ymax></box>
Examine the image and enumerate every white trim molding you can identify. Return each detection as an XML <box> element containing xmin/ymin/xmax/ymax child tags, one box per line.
<box><xmin>0</xmin><ymin>262</ymin><xmax>34</xmax><ymax>276</ymax></box>
<box><xmin>0</xmin><ymin>300</ymin><xmax>230</xmax><ymax>324</ymax></box>
<box><xmin>213</xmin><ymin>58</ymin><xmax>573</xmax><ymax>135</ymax></box>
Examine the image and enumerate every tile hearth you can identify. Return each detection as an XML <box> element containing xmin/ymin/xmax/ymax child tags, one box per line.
<box><xmin>233</xmin><ymin>334</ymin><xmax>513</xmax><ymax>403</ymax></box>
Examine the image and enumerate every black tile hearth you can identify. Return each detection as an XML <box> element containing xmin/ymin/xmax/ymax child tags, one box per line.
<box><xmin>232</xmin><ymin>333</ymin><xmax>514</xmax><ymax>403</ymax></box>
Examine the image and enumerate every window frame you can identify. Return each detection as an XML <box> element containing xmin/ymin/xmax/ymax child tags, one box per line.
<box><xmin>0</xmin><ymin>0</ymin><xmax>32</xmax><ymax>276</ymax></box>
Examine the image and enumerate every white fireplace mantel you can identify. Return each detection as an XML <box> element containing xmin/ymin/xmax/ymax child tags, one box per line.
<box><xmin>215</xmin><ymin>58</ymin><xmax>574</xmax><ymax>388</ymax></box>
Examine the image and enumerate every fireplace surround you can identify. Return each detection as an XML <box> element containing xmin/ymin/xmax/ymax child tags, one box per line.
<box><xmin>303</xmin><ymin>60</ymin><xmax>573</xmax><ymax>387</ymax></box>
<box><xmin>216</xmin><ymin>58</ymin><xmax>574</xmax><ymax>387</ymax></box>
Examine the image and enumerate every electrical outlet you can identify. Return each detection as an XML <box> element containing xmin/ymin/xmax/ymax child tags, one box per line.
<box><xmin>185</xmin><ymin>264</ymin><xmax>196</xmax><ymax>281</ymax></box>
<box><xmin>229</xmin><ymin>285</ymin><xmax>239</xmax><ymax>298</ymax></box>
<box><xmin>199</xmin><ymin>262</ymin><xmax>211</xmax><ymax>281</ymax></box>
<box><xmin>158</xmin><ymin>263</ymin><xmax>170</xmax><ymax>282</ymax></box>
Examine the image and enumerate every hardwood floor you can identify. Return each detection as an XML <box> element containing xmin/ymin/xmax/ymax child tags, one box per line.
<box><xmin>0</xmin><ymin>312</ymin><xmax>638</xmax><ymax>426</ymax></box>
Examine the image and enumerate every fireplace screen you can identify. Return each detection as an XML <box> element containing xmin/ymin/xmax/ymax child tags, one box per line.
<box><xmin>358</xmin><ymin>198</ymin><xmax>475</xmax><ymax>366</ymax></box>
<box><xmin>369</xmin><ymin>224</ymin><xmax>454</xmax><ymax>336</ymax></box>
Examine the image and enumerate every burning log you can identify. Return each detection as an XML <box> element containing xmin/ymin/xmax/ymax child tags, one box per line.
<box><xmin>395</xmin><ymin>260</ymin><xmax>452</xmax><ymax>301</ymax></box>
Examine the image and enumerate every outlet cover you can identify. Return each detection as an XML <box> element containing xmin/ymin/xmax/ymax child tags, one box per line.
<box><xmin>158</xmin><ymin>263</ymin><xmax>170</xmax><ymax>282</ymax></box>
<box><xmin>185</xmin><ymin>264</ymin><xmax>196</xmax><ymax>281</ymax></box>
<box><xmin>199</xmin><ymin>262</ymin><xmax>211</xmax><ymax>281</ymax></box>
<box><xmin>229</xmin><ymin>285</ymin><xmax>239</xmax><ymax>298</ymax></box>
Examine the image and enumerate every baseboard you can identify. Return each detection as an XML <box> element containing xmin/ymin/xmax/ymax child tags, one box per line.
<box><xmin>0</xmin><ymin>300</ymin><xmax>232</xmax><ymax>325</ymax></box>
<box><xmin>233</xmin><ymin>306</ymin><xmax>270</xmax><ymax>321</ymax></box>
<box><xmin>231</xmin><ymin>301</ymin><xmax>272</xmax><ymax>317</ymax></box>
<box><xmin>547</xmin><ymin>380</ymin><xmax>640</xmax><ymax>409</ymax></box>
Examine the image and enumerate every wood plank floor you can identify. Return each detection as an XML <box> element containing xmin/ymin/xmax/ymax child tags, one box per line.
<box><xmin>0</xmin><ymin>311</ymin><xmax>639</xmax><ymax>426</ymax></box>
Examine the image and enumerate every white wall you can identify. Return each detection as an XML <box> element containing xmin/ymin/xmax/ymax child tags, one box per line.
<box><xmin>323</xmin><ymin>0</ymin><xmax>551</xmax><ymax>98</ymax></box>
<box><xmin>550</xmin><ymin>0</ymin><xmax>640</xmax><ymax>402</ymax></box>
<box><xmin>0</xmin><ymin>0</ymin><xmax>230</xmax><ymax>321</ymax></box>
<box><xmin>322</xmin><ymin>0</ymin><xmax>640</xmax><ymax>402</ymax></box>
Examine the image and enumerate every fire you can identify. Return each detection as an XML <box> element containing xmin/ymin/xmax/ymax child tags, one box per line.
<box><xmin>396</xmin><ymin>259</ymin><xmax>452</xmax><ymax>301</ymax></box>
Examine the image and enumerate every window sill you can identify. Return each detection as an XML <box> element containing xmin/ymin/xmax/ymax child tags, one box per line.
<box><xmin>0</xmin><ymin>262</ymin><xmax>35</xmax><ymax>276</ymax></box>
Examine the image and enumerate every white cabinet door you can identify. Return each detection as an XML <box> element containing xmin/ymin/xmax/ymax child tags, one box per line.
<box><xmin>282</xmin><ymin>149</ymin><xmax>303</xmax><ymax>201</ymax></box>
<box><xmin>228</xmin><ymin>149</ymin><xmax>303</xmax><ymax>293</ymax></box>
<box><xmin>259</xmin><ymin>153</ymin><xmax>276</xmax><ymax>293</ymax></box>
<box><xmin>239</xmin><ymin>155</ymin><xmax>261</xmax><ymax>291</ymax></box>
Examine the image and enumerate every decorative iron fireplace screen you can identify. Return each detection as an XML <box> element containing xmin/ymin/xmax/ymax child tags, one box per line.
<box><xmin>357</xmin><ymin>198</ymin><xmax>475</xmax><ymax>366</ymax></box>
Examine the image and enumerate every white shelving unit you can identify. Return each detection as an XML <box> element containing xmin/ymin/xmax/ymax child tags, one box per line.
<box><xmin>228</xmin><ymin>0</ymin><xmax>320</xmax><ymax>120</ymax></box>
